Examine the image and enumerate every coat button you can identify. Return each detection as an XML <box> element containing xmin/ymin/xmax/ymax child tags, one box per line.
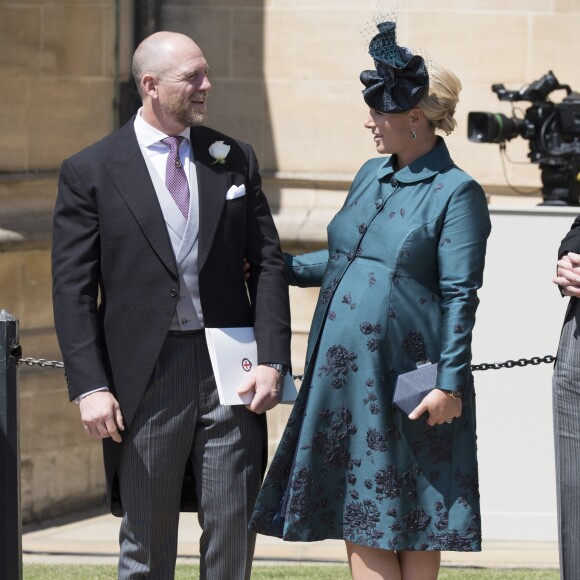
<box><xmin>390</xmin><ymin>177</ymin><xmax>398</xmax><ymax>187</ymax></box>
<box><xmin>347</xmin><ymin>250</ymin><xmax>355</xmax><ymax>261</ymax></box>
<box><xmin>358</xmin><ymin>223</ymin><xmax>367</xmax><ymax>234</ymax></box>
<box><xmin>170</xmin><ymin>289</ymin><xmax>178</xmax><ymax>297</ymax></box>
<box><xmin>375</xmin><ymin>199</ymin><xmax>383</xmax><ymax>208</ymax></box>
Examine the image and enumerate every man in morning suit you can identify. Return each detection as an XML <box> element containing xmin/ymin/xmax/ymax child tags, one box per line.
<box><xmin>52</xmin><ymin>31</ymin><xmax>291</xmax><ymax>579</ymax></box>
<box><xmin>552</xmin><ymin>217</ymin><xmax>580</xmax><ymax>580</ymax></box>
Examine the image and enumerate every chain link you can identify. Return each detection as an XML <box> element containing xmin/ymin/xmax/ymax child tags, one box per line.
<box><xmin>17</xmin><ymin>357</ymin><xmax>64</xmax><ymax>369</ymax></box>
<box><xmin>13</xmin><ymin>351</ymin><xmax>557</xmax><ymax>375</ymax></box>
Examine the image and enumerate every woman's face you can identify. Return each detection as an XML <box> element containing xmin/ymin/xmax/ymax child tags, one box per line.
<box><xmin>364</xmin><ymin>108</ymin><xmax>413</xmax><ymax>155</ymax></box>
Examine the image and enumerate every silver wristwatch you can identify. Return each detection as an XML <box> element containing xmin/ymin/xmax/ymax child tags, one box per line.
<box><xmin>263</xmin><ymin>363</ymin><xmax>289</xmax><ymax>377</ymax></box>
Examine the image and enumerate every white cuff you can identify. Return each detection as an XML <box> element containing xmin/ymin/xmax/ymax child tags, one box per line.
<box><xmin>75</xmin><ymin>386</ymin><xmax>109</xmax><ymax>404</ymax></box>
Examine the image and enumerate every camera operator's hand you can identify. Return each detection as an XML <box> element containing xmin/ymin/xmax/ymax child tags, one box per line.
<box><xmin>554</xmin><ymin>252</ymin><xmax>580</xmax><ymax>297</ymax></box>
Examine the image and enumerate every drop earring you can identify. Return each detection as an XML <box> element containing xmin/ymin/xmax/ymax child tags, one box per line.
<box><xmin>411</xmin><ymin>128</ymin><xmax>417</xmax><ymax>140</ymax></box>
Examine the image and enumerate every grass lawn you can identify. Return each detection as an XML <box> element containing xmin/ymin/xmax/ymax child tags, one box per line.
<box><xmin>23</xmin><ymin>564</ymin><xmax>560</xmax><ymax>579</ymax></box>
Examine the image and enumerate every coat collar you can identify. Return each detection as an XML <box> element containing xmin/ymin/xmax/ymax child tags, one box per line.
<box><xmin>104</xmin><ymin>120</ymin><xmax>179</xmax><ymax>278</ymax></box>
<box><xmin>376</xmin><ymin>137</ymin><xmax>454</xmax><ymax>183</ymax></box>
<box><xmin>105</xmin><ymin>120</ymin><xmax>235</xmax><ymax>276</ymax></box>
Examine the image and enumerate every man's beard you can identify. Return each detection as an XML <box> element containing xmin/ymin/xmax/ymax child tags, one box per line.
<box><xmin>161</xmin><ymin>94</ymin><xmax>207</xmax><ymax>127</ymax></box>
<box><xmin>184</xmin><ymin>110</ymin><xmax>207</xmax><ymax>127</ymax></box>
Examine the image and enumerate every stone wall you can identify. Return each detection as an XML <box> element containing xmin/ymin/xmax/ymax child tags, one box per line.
<box><xmin>162</xmin><ymin>0</ymin><xmax>580</xmax><ymax>192</ymax></box>
<box><xmin>2</xmin><ymin>0</ymin><xmax>579</xmax><ymax>181</ymax></box>
<box><xmin>0</xmin><ymin>0</ymin><xmax>133</xmax><ymax>172</ymax></box>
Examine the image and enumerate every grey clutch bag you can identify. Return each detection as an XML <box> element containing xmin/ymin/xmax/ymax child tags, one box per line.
<box><xmin>393</xmin><ymin>363</ymin><xmax>438</xmax><ymax>416</ymax></box>
<box><xmin>393</xmin><ymin>363</ymin><xmax>473</xmax><ymax>416</ymax></box>
<box><xmin>394</xmin><ymin>329</ymin><xmax>472</xmax><ymax>416</ymax></box>
<box><xmin>393</xmin><ymin>330</ymin><xmax>439</xmax><ymax>416</ymax></box>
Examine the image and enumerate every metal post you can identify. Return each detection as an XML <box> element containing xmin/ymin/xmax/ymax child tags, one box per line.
<box><xmin>0</xmin><ymin>310</ymin><xmax>22</xmax><ymax>580</ymax></box>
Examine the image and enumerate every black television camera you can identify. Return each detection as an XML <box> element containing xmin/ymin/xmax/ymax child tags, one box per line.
<box><xmin>467</xmin><ymin>71</ymin><xmax>580</xmax><ymax>205</ymax></box>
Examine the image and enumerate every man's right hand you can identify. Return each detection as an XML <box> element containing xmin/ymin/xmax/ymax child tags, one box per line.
<box><xmin>79</xmin><ymin>391</ymin><xmax>125</xmax><ymax>443</ymax></box>
<box><xmin>554</xmin><ymin>252</ymin><xmax>580</xmax><ymax>297</ymax></box>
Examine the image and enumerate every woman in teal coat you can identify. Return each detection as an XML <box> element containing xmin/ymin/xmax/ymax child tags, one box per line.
<box><xmin>250</xmin><ymin>19</ymin><xmax>491</xmax><ymax>580</ymax></box>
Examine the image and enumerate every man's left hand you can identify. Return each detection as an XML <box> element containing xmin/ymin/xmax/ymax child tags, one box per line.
<box><xmin>237</xmin><ymin>365</ymin><xmax>282</xmax><ymax>414</ymax></box>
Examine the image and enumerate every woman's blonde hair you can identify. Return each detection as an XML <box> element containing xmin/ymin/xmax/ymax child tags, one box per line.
<box><xmin>418</xmin><ymin>62</ymin><xmax>462</xmax><ymax>135</ymax></box>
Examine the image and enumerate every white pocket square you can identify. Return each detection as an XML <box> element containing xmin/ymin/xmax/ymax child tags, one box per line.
<box><xmin>226</xmin><ymin>184</ymin><xmax>246</xmax><ymax>200</ymax></box>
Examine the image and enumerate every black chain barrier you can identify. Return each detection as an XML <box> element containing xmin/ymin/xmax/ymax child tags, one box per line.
<box><xmin>14</xmin><ymin>350</ymin><xmax>557</xmax><ymax>381</ymax></box>
<box><xmin>470</xmin><ymin>355</ymin><xmax>557</xmax><ymax>372</ymax></box>
<box><xmin>291</xmin><ymin>355</ymin><xmax>557</xmax><ymax>382</ymax></box>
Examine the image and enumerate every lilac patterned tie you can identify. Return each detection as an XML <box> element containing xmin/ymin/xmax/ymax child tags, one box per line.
<box><xmin>161</xmin><ymin>136</ymin><xmax>190</xmax><ymax>219</ymax></box>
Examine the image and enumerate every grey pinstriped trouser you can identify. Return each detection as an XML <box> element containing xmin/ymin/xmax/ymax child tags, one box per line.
<box><xmin>553</xmin><ymin>301</ymin><xmax>580</xmax><ymax>580</ymax></box>
<box><xmin>116</xmin><ymin>331</ymin><xmax>264</xmax><ymax>579</ymax></box>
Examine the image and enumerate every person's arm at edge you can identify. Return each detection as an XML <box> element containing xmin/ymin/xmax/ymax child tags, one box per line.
<box><xmin>554</xmin><ymin>215</ymin><xmax>580</xmax><ymax>297</ymax></box>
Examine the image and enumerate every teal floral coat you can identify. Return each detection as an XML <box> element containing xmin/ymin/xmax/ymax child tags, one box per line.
<box><xmin>250</xmin><ymin>138</ymin><xmax>491</xmax><ymax>552</ymax></box>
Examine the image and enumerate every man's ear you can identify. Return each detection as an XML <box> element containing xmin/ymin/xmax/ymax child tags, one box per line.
<box><xmin>141</xmin><ymin>74</ymin><xmax>159</xmax><ymax>99</ymax></box>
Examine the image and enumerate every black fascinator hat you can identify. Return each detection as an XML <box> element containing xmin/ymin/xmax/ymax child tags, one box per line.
<box><xmin>360</xmin><ymin>20</ymin><xmax>429</xmax><ymax>113</ymax></box>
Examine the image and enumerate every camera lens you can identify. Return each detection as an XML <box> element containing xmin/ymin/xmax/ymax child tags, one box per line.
<box><xmin>468</xmin><ymin>112</ymin><xmax>522</xmax><ymax>143</ymax></box>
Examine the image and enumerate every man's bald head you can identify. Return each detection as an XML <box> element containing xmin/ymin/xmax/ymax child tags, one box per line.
<box><xmin>132</xmin><ymin>31</ymin><xmax>211</xmax><ymax>133</ymax></box>
<box><xmin>132</xmin><ymin>32</ymin><xmax>201</xmax><ymax>98</ymax></box>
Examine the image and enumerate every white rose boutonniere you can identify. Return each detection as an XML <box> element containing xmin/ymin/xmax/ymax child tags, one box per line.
<box><xmin>209</xmin><ymin>141</ymin><xmax>231</xmax><ymax>165</ymax></box>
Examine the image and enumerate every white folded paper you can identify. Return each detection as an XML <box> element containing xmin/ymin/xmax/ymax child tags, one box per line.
<box><xmin>205</xmin><ymin>327</ymin><xmax>297</xmax><ymax>406</ymax></box>
<box><xmin>225</xmin><ymin>184</ymin><xmax>246</xmax><ymax>200</ymax></box>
